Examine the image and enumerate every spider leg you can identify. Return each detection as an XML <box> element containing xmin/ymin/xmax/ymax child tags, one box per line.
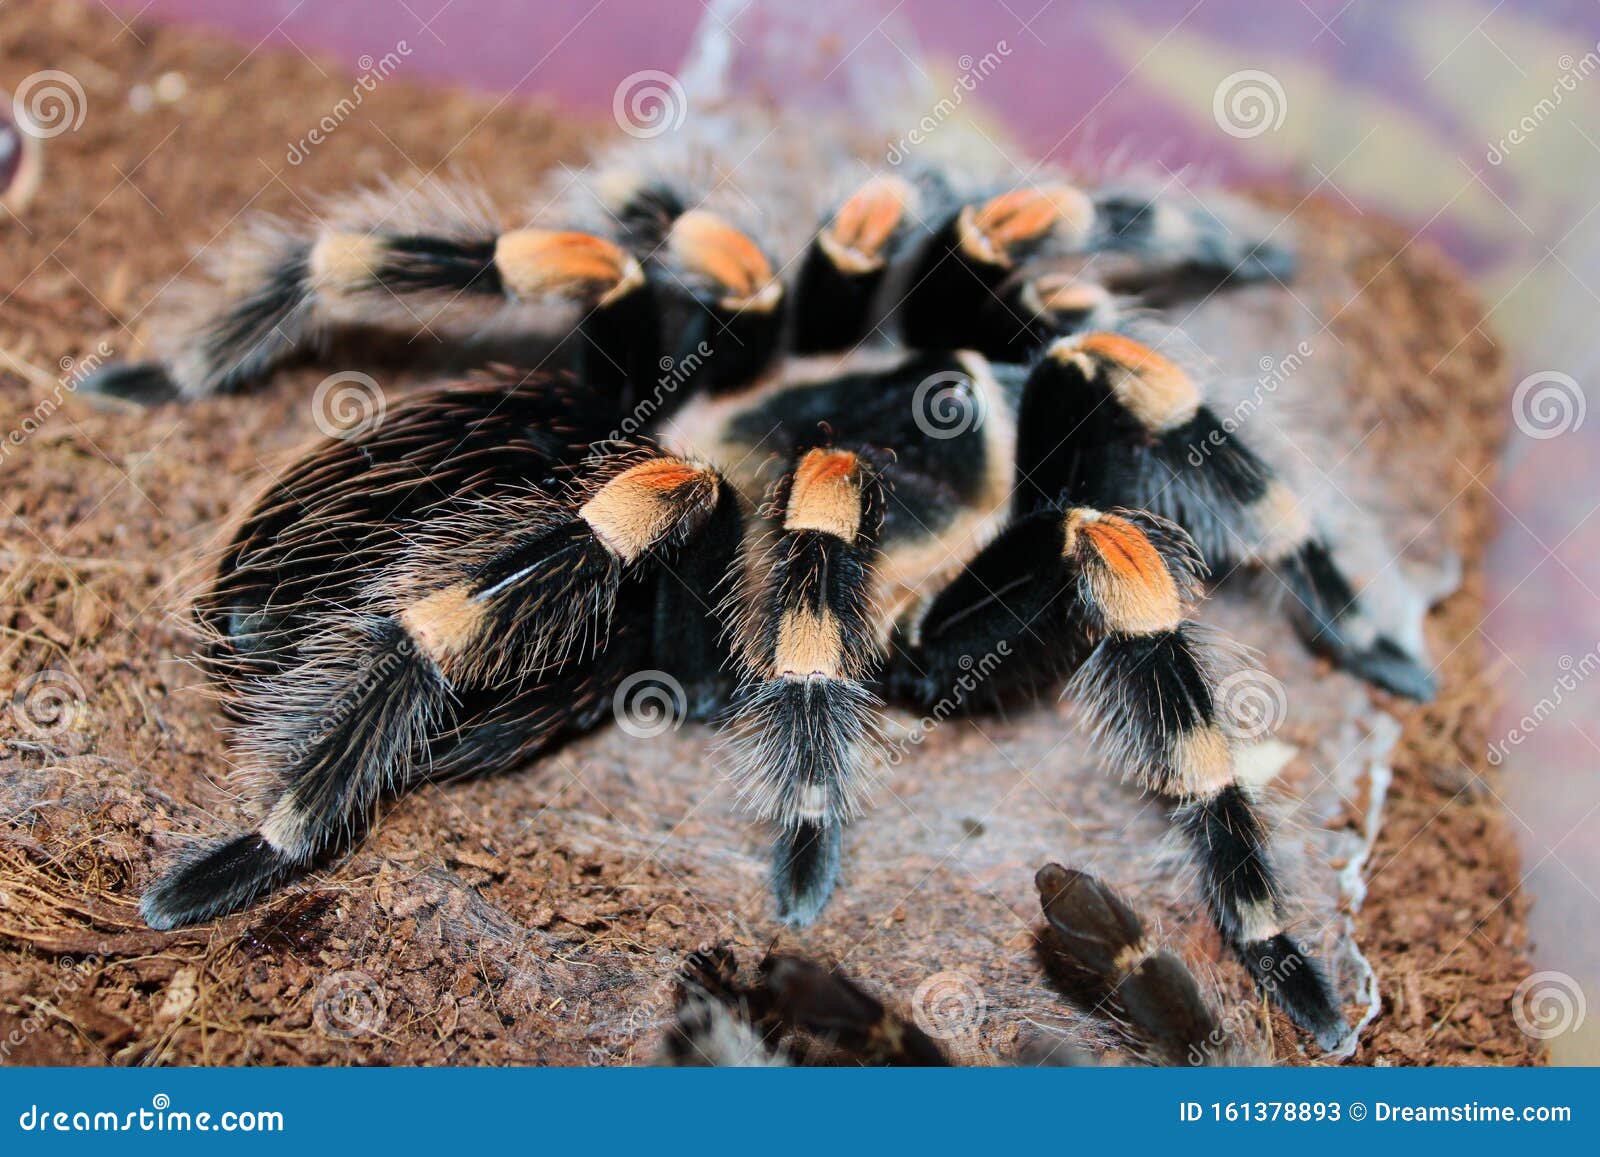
<box><xmin>631</xmin><ymin>192</ymin><xmax>786</xmax><ymax>396</ymax></box>
<box><xmin>726</xmin><ymin>447</ymin><xmax>888</xmax><ymax>925</ymax></box>
<box><xmin>1036</xmin><ymin>863</ymin><xmax>1225</xmax><ymax>1066</ymax></box>
<box><xmin>897</xmin><ymin>182</ymin><xmax>1293</xmax><ymax>355</ymax></box>
<box><xmin>141</xmin><ymin>446</ymin><xmax>736</xmax><ymax>929</ymax></box>
<box><xmin>84</xmin><ymin>189</ymin><xmax>652</xmax><ymax>402</ymax></box>
<box><xmin>1013</xmin><ymin>330</ymin><xmax>1435</xmax><ymax>700</ymax></box>
<box><xmin>82</xmin><ymin>178</ymin><xmax>786</xmax><ymax>408</ymax></box>
<box><xmin>883</xmin><ymin>506</ymin><xmax>1349</xmax><ymax>1051</ymax></box>
<box><xmin>788</xmin><ymin>174</ymin><xmax>921</xmax><ymax>354</ymax></box>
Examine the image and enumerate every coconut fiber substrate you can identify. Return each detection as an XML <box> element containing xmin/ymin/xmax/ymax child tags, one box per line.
<box><xmin>0</xmin><ymin>0</ymin><xmax>1540</xmax><ymax>1066</ymax></box>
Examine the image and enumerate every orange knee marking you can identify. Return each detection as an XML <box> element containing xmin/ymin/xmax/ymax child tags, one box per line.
<box><xmin>821</xmin><ymin>175</ymin><xmax>914</xmax><ymax>273</ymax></box>
<box><xmin>1064</xmin><ymin>509</ymin><xmax>1182</xmax><ymax>634</ymax></box>
<box><xmin>1071</xmin><ymin>332</ymin><xmax>1199</xmax><ymax>430</ymax></box>
<box><xmin>667</xmin><ymin>210</ymin><xmax>780</xmax><ymax>311</ymax></box>
<box><xmin>494</xmin><ymin>229</ymin><xmax>643</xmax><ymax>304</ymax></box>
<box><xmin>958</xmin><ymin>184</ymin><xmax>1094</xmax><ymax>266</ymax></box>
<box><xmin>783</xmin><ymin>449</ymin><xmax>864</xmax><ymax>541</ymax></box>
<box><xmin>580</xmin><ymin>458</ymin><xmax>718</xmax><ymax>563</ymax></box>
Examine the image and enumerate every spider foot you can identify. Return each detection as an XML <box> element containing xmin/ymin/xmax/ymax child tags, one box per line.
<box><xmin>772</xmin><ymin>818</ymin><xmax>842</xmax><ymax>927</ymax></box>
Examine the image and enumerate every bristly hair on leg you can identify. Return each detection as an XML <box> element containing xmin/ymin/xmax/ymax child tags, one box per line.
<box><xmin>722</xmin><ymin>447</ymin><xmax>888</xmax><ymax>925</ymax></box>
<box><xmin>141</xmin><ymin>614</ymin><xmax>450</xmax><ymax>930</ymax></box>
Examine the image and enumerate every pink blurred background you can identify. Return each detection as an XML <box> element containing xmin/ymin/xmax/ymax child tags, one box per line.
<box><xmin>113</xmin><ymin>0</ymin><xmax>1600</xmax><ymax>1060</ymax></box>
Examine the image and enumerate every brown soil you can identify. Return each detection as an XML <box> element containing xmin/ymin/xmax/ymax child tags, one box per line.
<box><xmin>0</xmin><ymin>0</ymin><xmax>1539</xmax><ymax>1066</ymax></box>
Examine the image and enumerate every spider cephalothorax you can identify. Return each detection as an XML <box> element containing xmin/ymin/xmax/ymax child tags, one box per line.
<box><xmin>89</xmin><ymin>125</ymin><xmax>1434</xmax><ymax>1056</ymax></box>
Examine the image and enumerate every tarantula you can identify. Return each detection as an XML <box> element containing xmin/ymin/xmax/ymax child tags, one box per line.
<box><xmin>88</xmin><ymin>126</ymin><xmax>1432</xmax><ymax>1056</ymax></box>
